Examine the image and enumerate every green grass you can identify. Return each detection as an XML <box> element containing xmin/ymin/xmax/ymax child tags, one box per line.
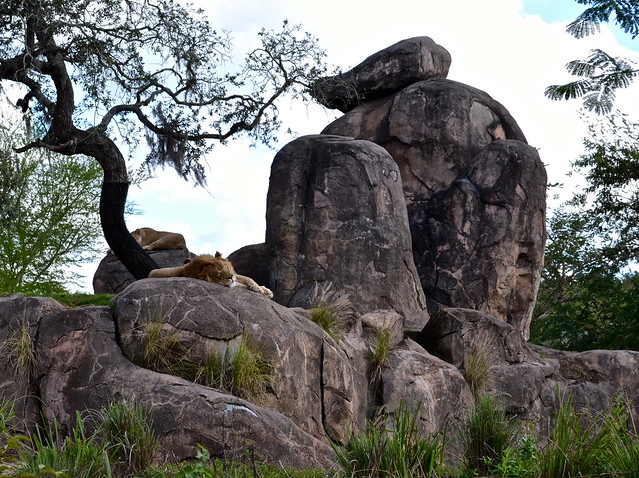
<box><xmin>369</xmin><ymin>329</ymin><xmax>392</xmax><ymax>383</ymax></box>
<box><xmin>331</xmin><ymin>402</ymin><xmax>446</xmax><ymax>478</ymax></box>
<box><xmin>15</xmin><ymin>413</ymin><xmax>113</xmax><ymax>478</ymax></box>
<box><xmin>89</xmin><ymin>400</ymin><xmax>159</xmax><ymax>476</ymax></box>
<box><xmin>196</xmin><ymin>336</ymin><xmax>271</xmax><ymax>401</ymax></box>
<box><xmin>2</xmin><ymin>392</ymin><xmax>639</xmax><ymax>478</ymax></box>
<box><xmin>307</xmin><ymin>282</ymin><xmax>354</xmax><ymax>339</ymax></box>
<box><xmin>462</xmin><ymin>347</ymin><xmax>492</xmax><ymax>399</ymax></box>
<box><xmin>6</xmin><ymin>319</ymin><xmax>37</xmax><ymax>380</ymax></box>
<box><xmin>460</xmin><ymin>394</ymin><xmax>519</xmax><ymax>475</ymax></box>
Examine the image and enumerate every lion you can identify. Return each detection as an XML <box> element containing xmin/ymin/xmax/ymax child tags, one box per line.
<box><xmin>131</xmin><ymin>227</ymin><xmax>188</xmax><ymax>251</ymax></box>
<box><xmin>148</xmin><ymin>252</ymin><xmax>273</xmax><ymax>299</ymax></box>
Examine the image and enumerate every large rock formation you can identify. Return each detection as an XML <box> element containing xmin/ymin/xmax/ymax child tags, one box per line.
<box><xmin>3</xmin><ymin>36</ymin><xmax>637</xmax><ymax>474</ymax></box>
<box><xmin>317</xmin><ymin>39</ymin><xmax>546</xmax><ymax>338</ymax></box>
<box><xmin>265</xmin><ymin>134</ymin><xmax>429</xmax><ymax>331</ymax></box>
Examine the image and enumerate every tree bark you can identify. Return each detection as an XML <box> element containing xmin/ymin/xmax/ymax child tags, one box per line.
<box><xmin>100</xmin><ymin>181</ymin><xmax>158</xmax><ymax>279</ymax></box>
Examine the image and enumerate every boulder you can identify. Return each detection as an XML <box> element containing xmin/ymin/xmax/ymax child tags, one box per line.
<box><xmin>0</xmin><ymin>294</ymin><xmax>66</xmax><ymax>433</ymax></box>
<box><xmin>382</xmin><ymin>339</ymin><xmax>474</xmax><ymax>436</ymax></box>
<box><xmin>92</xmin><ymin>249</ymin><xmax>193</xmax><ymax>294</ymax></box>
<box><xmin>35</xmin><ymin>303</ymin><xmax>336</xmax><ymax>468</ymax></box>
<box><xmin>265</xmin><ymin>134</ymin><xmax>429</xmax><ymax>331</ymax></box>
<box><xmin>114</xmin><ymin>278</ymin><xmax>369</xmax><ymax>443</ymax></box>
<box><xmin>416</xmin><ymin>307</ymin><xmax>639</xmax><ymax>443</ymax></box>
<box><xmin>228</xmin><ymin>243</ymin><xmax>271</xmax><ymax>290</ymax></box>
<box><xmin>312</xmin><ymin>36</ymin><xmax>451</xmax><ymax>112</ymax></box>
<box><xmin>322</xmin><ymin>77</ymin><xmax>545</xmax><ymax>338</ymax></box>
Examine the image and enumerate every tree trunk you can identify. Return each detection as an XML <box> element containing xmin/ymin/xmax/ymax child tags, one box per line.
<box><xmin>84</xmin><ymin>130</ymin><xmax>159</xmax><ymax>280</ymax></box>
<box><xmin>100</xmin><ymin>181</ymin><xmax>158</xmax><ymax>280</ymax></box>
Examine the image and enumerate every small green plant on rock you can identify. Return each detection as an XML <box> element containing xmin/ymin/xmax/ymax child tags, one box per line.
<box><xmin>307</xmin><ymin>282</ymin><xmax>354</xmax><ymax>340</ymax></box>
<box><xmin>196</xmin><ymin>336</ymin><xmax>271</xmax><ymax>401</ymax></box>
<box><xmin>6</xmin><ymin>317</ymin><xmax>37</xmax><ymax>381</ymax></box>
<box><xmin>369</xmin><ymin>328</ymin><xmax>392</xmax><ymax>383</ymax></box>
<box><xmin>462</xmin><ymin>346</ymin><xmax>492</xmax><ymax>399</ymax></box>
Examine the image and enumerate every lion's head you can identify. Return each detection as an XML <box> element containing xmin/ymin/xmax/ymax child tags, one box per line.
<box><xmin>183</xmin><ymin>252</ymin><xmax>237</xmax><ymax>287</ymax></box>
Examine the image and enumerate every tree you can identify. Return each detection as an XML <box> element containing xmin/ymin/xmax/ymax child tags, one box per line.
<box><xmin>545</xmin><ymin>0</ymin><xmax>639</xmax><ymax>114</ymax></box>
<box><xmin>0</xmin><ymin>121</ymin><xmax>103</xmax><ymax>294</ymax></box>
<box><xmin>531</xmin><ymin>207</ymin><xmax>639</xmax><ymax>351</ymax></box>
<box><xmin>0</xmin><ymin>1</ymin><xmax>326</xmax><ymax>280</ymax></box>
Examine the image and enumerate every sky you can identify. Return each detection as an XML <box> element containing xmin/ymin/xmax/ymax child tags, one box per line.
<box><xmin>63</xmin><ymin>0</ymin><xmax>639</xmax><ymax>291</ymax></box>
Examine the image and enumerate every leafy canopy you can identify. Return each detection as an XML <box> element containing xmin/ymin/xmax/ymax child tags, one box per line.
<box><xmin>0</xmin><ymin>120</ymin><xmax>103</xmax><ymax>294</ymax></box>
<box><xmin>545</xmin><ymin>0</ymin><xmax>639</xmax><ymax>114</ymax></box>
<box><xmin>0</xmin><ymin>0</ymin><xmax>327</xmax><ymax>184</ymax></box>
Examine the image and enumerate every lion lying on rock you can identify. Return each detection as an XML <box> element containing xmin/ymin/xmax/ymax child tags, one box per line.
<box><xmin>132</xmin><ymin>227</ymin><xmax>188</xmax><ymax>251</ymax></box>
<box><xmin>148</xmin><ymin>252</ymin><xmax>273</xmax><ymax>299</ymax></box>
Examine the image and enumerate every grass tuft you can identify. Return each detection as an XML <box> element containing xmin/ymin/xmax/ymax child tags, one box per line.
<box><xmin>89</xmin><ymin>400</ymin><xmax>159</xmax><ymax>475</ymax></box>
<box><xmin>461</xmin><ymin>394</ymin><xmax>518</xmax><ymax>475</ymax></box>
<box><xmin>369</xmin><ymin>329</ymin><xmax>392</xmax><ymax>383</ymax></box>
<box><xmin>196</xmin><ymin>336</ymin><xmax>271</xmax><ymax>401</ymax></box>
<box><xmin>307</xmin><ymin>282</ymin><xmax>354</xmax><ymax>339</ymax></box>
<box><xmin>6</xmin><ymin>318</ymin><xmax>37</xmax><ymax>380</ymax></box>
<box><xmin>462</xmin><ymin>346</ymin><xmax>492</xmax><ymax>399</ymax></box>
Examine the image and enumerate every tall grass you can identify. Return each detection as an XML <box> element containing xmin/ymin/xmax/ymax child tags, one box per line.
<box><xmin>461</xmin><ymin>394</ymin><xmax>518</xmax><ymax>475</ymax></box>
<box><xmin>16</xmin><ymin>413</ymin><xmax>112</xmax><ymax>478</ymax></box>
<box><xmin>462</xmin><ymin>347</ymin><xmax>492</xmax><ymax>399</ymax></box>
<box><xmin>89</xmin><ymin>400</ymin><xmax>159</xmax><ymax>476</ymax></box>
<box><xmin>369</xmin><ymin>329</ymin><xmax>392</xmax><ymax>383</ymax></box>
<box><xmin>6</xmin><ymin>318</ymin><xmax>37</xmax><ymax>380</ymax></box>
<box><xmin>332</xmin><ymin>402</ymin><xmax>446</xmax><ymax>478</ymax></box>
<box><xmin>539</xmin><ymin>393</ymin><xmax>638</xmax><ymax>478</ymax></box>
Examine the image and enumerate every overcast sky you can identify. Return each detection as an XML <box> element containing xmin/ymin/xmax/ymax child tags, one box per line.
<box><xmin>73</xmin><ymin>0</ymin><xmax>639</xmax><ymax>292</ymax></box>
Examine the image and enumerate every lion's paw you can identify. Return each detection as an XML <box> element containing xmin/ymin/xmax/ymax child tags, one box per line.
<box><xmin>261</xmin><ymin>287</ymin><xmax>273</xmax><ymax>299</ymax></box>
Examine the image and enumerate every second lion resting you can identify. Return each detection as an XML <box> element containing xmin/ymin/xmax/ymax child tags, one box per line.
<box><xmin>148</xmin><ymin>252</ymin><xmax>273</xmax><ymax>299</ymax></box>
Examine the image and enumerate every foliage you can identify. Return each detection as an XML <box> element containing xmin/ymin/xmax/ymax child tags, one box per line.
<box><xmin>531</xmin><ymin>205</ymin><xmax>639</xmax><ymax>351</ymax></box>
<box><xmin>307</xmin><ymin>282</ymin><xmax>354</xmax><ymax>339</ymax></box>
<box><xmin>0</xmin><ymin>122</ymin><xmax>103</xmax><ymax>295</ymax></box>
<box><xmin>197</xmin><ymin>336</ymin><xmax>271</xmax><ymax>401</ymax></box>
<box><xmin>537</xmin><ymin>393</ymin><xmax>630</xmax><ymax>478</ymax></box>
<box><xmin>88</xmin><ymin>400</ymin><xmax>159</xmax><ymax>476</ymax></box>
<box><xmin>132</xmin><ymin>319</ymin><xmax>271</xmax><ymax>401</ymax></box>
<box><xmin>545</xmin><ymin>0</ymin><xmax>639</xmax><ymax>113</ymax></box>
<box><xmin>369</xmin><ymin>329</ymin><xmax>392</xmax><ymax>383</ymax></box>
<box><xmin>460</xmin><ymin>394</ymin><xmax>519</xmax><ymax>475</ymax></box>
<box><xmin>461</xmin><ymin>347</ymin><xmax>492</xmax><ymax>399</ymax></box>
<box><xmin>15</xmin><ymin>414</ymin><xmax>113</xmax><ymax>478</ymax></box>
<box><xmin>5</xmin><ymin>317</ymin><xmax>37</xmax><ymax>380</ymax></box>
<box><xmin>331</xmin><ymin>402</ymin><xmax>446</xmax><ymax>478</ymax></box>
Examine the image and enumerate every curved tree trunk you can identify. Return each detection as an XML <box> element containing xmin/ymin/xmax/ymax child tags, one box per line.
<box><xmin>90</xmin><ymin>134</ymin><xmax>159</xmax><ymax>280</ymax></box>
<box><xmin>101</xmin><ymin>181</ymin><xmax>158</xmax><ymax>279</ymax></box>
